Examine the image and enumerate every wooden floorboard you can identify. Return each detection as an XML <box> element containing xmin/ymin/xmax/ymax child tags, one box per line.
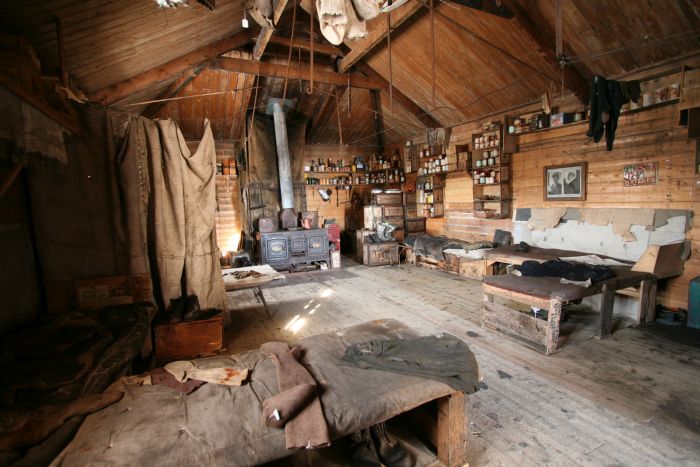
<box><xmin>224</xmin><ymin>257</ymin><xmax>700</xmax><ymax>466</ymax></box>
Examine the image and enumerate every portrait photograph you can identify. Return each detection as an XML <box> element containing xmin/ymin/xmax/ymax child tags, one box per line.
<box><xmin>543</xmin><ymin>162</ymin><xmax>586</xmax><ymax>201</ymax></box>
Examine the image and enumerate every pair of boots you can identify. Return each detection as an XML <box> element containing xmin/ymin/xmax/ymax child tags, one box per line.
<box><xmin>349</xmin><ymin>423</ymin><xmax>415</xmax><ymax>467</ymax></box>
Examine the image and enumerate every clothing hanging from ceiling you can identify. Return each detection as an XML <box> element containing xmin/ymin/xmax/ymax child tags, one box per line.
<box><xmin>114</xmin><ymin>116</ymin><xmax>226</xmax><ymax>313</ymax></box>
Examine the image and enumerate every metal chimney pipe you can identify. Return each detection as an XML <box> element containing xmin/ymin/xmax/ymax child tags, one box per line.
<box><xmin>272</xmin><ymin>102</ymin><xmax>294</xmax><ymax>210</ymax></box>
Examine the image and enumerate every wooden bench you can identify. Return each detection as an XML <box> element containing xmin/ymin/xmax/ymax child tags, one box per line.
<box><xmin>481</xmin><ymin>267</ymin><xmax>656</xmax><ymax>355</ymax></box>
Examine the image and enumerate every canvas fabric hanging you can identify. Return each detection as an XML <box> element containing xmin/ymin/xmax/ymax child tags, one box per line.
<box><xmin>116</xmin><ymin>117</ymin><xmax>226</xmax><ymax>312</ymax></box>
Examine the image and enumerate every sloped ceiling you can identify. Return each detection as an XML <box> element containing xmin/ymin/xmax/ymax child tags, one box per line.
<box><xmin>3</xmin><ymin>0</ymin><xmax>700</xmax><ymax>145</ymax></box>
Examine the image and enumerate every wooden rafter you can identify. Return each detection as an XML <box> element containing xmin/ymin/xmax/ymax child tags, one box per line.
<box><xmin>212</xmin><ymin>57</ymin><xmax>383</xmax><ymax>89</ymax></box>
<box><xmin>91</xmin><ymin>29</ymin><xmax>255</xmax><ymax>106</ymax></box>
<box><xmin>337</xmin><ymin>0</ymin><xmax>425</xmax><ymax>73</ymax></box>
<box><xmin>499</xmin><ymin>0</ymin><xmax>590</xmax><ymax>103</ymax></box>
<box><xmin>264</xmin><ymin>35</ymin><xmax>343</xmax><ymax>56</ymax></box>
<box><xmin>143</xmin><ymin>65</ymin><xmax>205</xmax><ymax>117</ymax></box>
<box><xmin>354</xmin><ymin>61</ymin><xmax>441</xmax><ymax>128</ymax></box>
<box><xmin>252</xmin><ymin>0</ymin><xmax>290</xmax><ymax>61</ymax></box>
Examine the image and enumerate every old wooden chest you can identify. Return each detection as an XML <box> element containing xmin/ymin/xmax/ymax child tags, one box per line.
<box><xmin>155</xmin><ymin>314</ymin><xmax>223</xmax><ymax>361</ymax></box>
<box><xmin>443</xmin><ymin>252</ymin><xmax>493</xmax><ymax>280</ymax></box>
<box><xmin>356</xmin><ymin>229</ymin><xmax>375</xmax><ymax>262</ymax></box>
<box><xmin>404</xmin><ymin>217</ymin><xmax>426</xmax><ymax>233</ymax></box>
<box><xmin>363</xmin><ymin>242</ymin><xmax>399</xmax><ymax>266</ymax></box>
<box><xmin>372</xmin><ymin>193</ymin><xmax>403</xmax><ymax>206</ymax></box>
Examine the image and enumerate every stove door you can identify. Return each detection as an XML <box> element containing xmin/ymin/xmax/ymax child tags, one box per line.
<box><xmin>307</xmin><ymin>234</ymin><xmax>327</xmax><ymax>256</ymax></box>
<box><xmin>265</xmin><ymin>237</ymin><xmax>289</xmax><ymax>260</ymax></box>
<box><xmin>290</xmin><ymin>234</ymin><xmax>307</xmax><ymax>256</ymax></box>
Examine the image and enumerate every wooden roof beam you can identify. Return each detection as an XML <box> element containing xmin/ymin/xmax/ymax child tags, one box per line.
<box><xmin>499</xmin><ymin>0</ymin><xmax>590</xmax><ymax>103</ymax></box>
<box><xmin>91</xmin><ymin>29</ymin><xmax>255</xmax><ymax>106</ymax></box>
<box><xmin>142</xmin><ymin>65</ymin><xmax>205</xmax><ymax>117</ymax></box>
<box><xmin>264</xmin><ymin>35</ymin><xmax>343</xmax><ymax>57</ymax></box>
<box><xmin>252</xmin><ymin>0</ymin><xmax>290</xmax><ymax>61</ymax></box>
<box><xmin>337</xmin><ymin>0</ymin><xmax>425</xmax><ymax>73</ymax></box>
<box><xmin>212</xmin><ymin>56</ymin><xmax>383</xmax><ymax>89</ymax></box>
<box><xmin>354</xmin><ymin>60</ymin><xmax>441</xmax><ymax>128</ymax></box>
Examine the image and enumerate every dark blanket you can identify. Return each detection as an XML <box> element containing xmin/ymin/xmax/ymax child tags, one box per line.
<box><xmin>407</xmin><ymin>234</ymin><xmax>493</xmax><ymax>262</ymax></box>
<box><xmin>341</xmin><ymin>334</ymin><xmax>480</xmax><ymax>394</ymax></box>
<box><xmin>517</xmin><ymin>260</ymin><xmax>615</xmax><ymax>282</ymax></box>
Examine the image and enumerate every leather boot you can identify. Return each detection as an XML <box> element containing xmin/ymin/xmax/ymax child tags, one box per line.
<box><xmin>370</xmin><ymin>423</ymin><xmax>416</xmax><ymax>467</ymax></box>
<box><xmin>349</xmin><ymin>428</ymin><xmax>381</xmax><ymax>467</ymax></box>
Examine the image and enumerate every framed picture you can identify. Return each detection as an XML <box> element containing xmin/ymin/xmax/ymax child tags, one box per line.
<box><xmin>623</xmin><ymin>162</ymin><xmax>657</xmax><ymax>186</ymax></box>
<box><xmin>543</xmin><ymin>162</ymin><xmax>586</xmax><ymax>201</ymax></box>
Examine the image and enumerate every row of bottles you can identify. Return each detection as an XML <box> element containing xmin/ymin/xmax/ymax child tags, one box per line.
<box><xmin>371</xmin><ymin>151</ymin><xmax>401</xmax><ymax>170</ymax></box>
<box><xmin>305</xmin><ymin>156</ymin><xmax>366</xmax><ymax>172</ymax></box>
<box><xmin>418</xmin><ymin>154</ymin><xmax>449</xmax><ymax>175</ymax></box>
<box><xmin>305</xmin><ymin>169</ymin><xmax>405</xmax><ymax>186</ymax></box>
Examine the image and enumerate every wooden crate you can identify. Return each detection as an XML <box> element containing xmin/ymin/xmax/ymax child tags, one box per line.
<box><xmin>356</xmin><ymin>229</ymin><xmax>375</xmax><ymax>262</ymax></box>
<box><xmin>372</xmin><ymin>193</ymin><xmax>403</xmax><ymax>205</ymax></box>
<box><xmin>155</xmin><ymin>315</ymin><xmax>223</xmax><ymax>361</ymax></box>
<box><xmin>364</xmin><ymin>206</ymin><xmax>383</xmax><ymax>229</ymax></box>
<box><xmin>363</xmin><ymin>242</ymin><xmax>399</xmax><ymax>266</ymax></box>
<box><xmin>405</xmin><ymin>218</ymin><xmax>426</xmax><ymax>233</ymax></box>
<box><xmin>443</xmin><ymin>253</ymin><xmax>493</xmax><ymax>279</ymax></box>
<box><xmin>459</xmin><ymin>258</ymin><xmax>493</xmax><ymax>280</ymax></box>
<box><xmin>382</xmin><ymin>205</ymin><xmax>405</xmax><ymax>218</ymax></box>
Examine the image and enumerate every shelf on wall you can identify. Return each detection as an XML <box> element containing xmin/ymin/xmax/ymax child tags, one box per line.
<box><xmin>304</xmin><ymin>170</ymin><xmax>366</xmax><ymax>174</ymax></box>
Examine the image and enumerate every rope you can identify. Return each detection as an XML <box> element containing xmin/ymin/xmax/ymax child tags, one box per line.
<box><xmin>282</xmin><ymin>0</ymin><xmax>298</xmax><ymax>103</ymax></box>
<box><xmin>307</xmin><ymin>4</ymin><xmax>315</xmax><ymax>94</ymax></box>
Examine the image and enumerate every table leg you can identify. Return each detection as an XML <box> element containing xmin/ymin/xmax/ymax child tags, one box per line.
<box><xmin>253</xmin><ymin>287</ymin><xmax>271</xmax><ymax>319</ymax></box>
<box><xmin>437</xmin><ymin>391</ymin><xmax>467</xmax><ymax>467</ymax></box>
<box><xmin>599</xmin><ymin>284</ymin><xmax>615</xmax><ymax>338</ymax></box>
<box><xmin>641</xmin><ymin>279</ymin><xmax>658</xmax><ymax>324</ymax></box>
<box><xmin>545</xmin><ymin>298</ymin><xmax>562</xmax><ymax>356</ymax></box>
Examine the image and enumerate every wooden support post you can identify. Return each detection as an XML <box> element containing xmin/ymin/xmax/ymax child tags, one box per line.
<box><xmin>545</xmin><ymin>298</ymin><xmax>562</xmax><ymax>355</ymax></box>
<box><xmin>599</xmin><ymin>284</ymin><xmax>615</xmax><ymax>338</ymax></box>
<box><xmin>437</xmin><ymin>391</ymin><xmax>467</xmax><ymax>466</ymax></box>
<box><xmin>641</xmin><ymin>279</ymin><xmax>658</xmax><ymax>324</ymax></box>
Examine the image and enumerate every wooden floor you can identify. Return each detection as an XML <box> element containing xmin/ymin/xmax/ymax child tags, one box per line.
<box><xmin>224</xmin><ymin>257</ymin><xmax>700</xmax><ymax>466</ymax></box>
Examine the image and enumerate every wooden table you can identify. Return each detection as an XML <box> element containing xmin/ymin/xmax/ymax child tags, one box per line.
<box><xmin>481</xmin><ymin>267</ymin><xmax>656</xmax><ymax>355</ymax></box>
<box><xmin>222</xmin><ymin>265</ymin><xmax>285</xmax><ymax>318</ymax></box>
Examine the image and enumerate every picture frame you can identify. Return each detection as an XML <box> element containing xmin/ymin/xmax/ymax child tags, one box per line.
<box><xmin>623</xmin><ymin>161</ymin><xmax>658</xmax><ymax>186</ymax></box>
<box><xmin>543</xmin><ymin>162</ymin><xmax>586</xmax><ymax>201</ymax></box>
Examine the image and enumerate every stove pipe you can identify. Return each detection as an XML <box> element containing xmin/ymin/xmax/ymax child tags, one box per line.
<box><xmin>271</xmin><ymin>101</ymin><xmax>297</xmax><ymax>229</ymax></box>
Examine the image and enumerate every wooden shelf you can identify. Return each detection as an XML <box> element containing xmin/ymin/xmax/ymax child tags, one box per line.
<box><xmin>305</xmin><ymin>170</ymin><xmax>364</xmax><ymax>174</ymax></box>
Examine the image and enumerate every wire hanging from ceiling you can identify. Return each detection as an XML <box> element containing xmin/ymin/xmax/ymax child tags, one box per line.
<box><xmin>282</xmin><ymin>0</ymin><xmax>298</xmax><ymax>103</ymax></box>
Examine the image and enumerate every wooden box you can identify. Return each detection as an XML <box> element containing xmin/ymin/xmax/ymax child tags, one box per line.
<box><xmin>442</xmin><ymin>253</ymin><xmax>493</xmax><ymax>280</ymax></box>
<box><xmin>363</xmin><ymin>242</ymin><xmax>399</xmax><ymax>266</ymax></box>
<box><xmin>356</xmin><ymin>229</ymin><xmax>375</xmax><ymax>262</ymax></box>
<box><xmin>76</xmin><ymin>274</ymin><xmax>152</xmax><ymax>310</ymax></box>
<box><xmin>372</xmin><ymin>193</ymin><xmax>403</xmax><ymax>206</ymax></box>
<box><xmin>405</xmin><ymin>218</ymin><xmax>427</xmax><ymax>233</ymax></box>
<box><xmin>382</xmin><ymin>205</ymin><xmax>405</xmax><ymax>218</ymax></box>
<box><xmin>155</xmin><ymin>314</ymin><xmax>223</xmax><ymax>361</ymax></box>
<box><xmin>364</xmin><ymin>206</ymin><xmax>383</xmax><ymax>229</ymax></box>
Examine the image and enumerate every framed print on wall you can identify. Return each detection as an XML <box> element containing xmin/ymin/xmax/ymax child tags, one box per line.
<box><xmin>543</xmin><ymin>162</ymin><xmax>586</xmax><ymax>201</ymax></box>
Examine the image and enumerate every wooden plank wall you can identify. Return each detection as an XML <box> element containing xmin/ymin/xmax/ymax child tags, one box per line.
<box><xmin>303</xmin><ymin>144</ymin><xmax>374</xmax><ymax>230</ymax></box>
<box><xmin>512</xmin><ymin>104</ymin><xmax>698</xmax><ymax>309</ymax></box>
<box><xmin>411</xmin><ymin>101</ymin><xmax>698</xmax><ymax>309</ymax></box>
